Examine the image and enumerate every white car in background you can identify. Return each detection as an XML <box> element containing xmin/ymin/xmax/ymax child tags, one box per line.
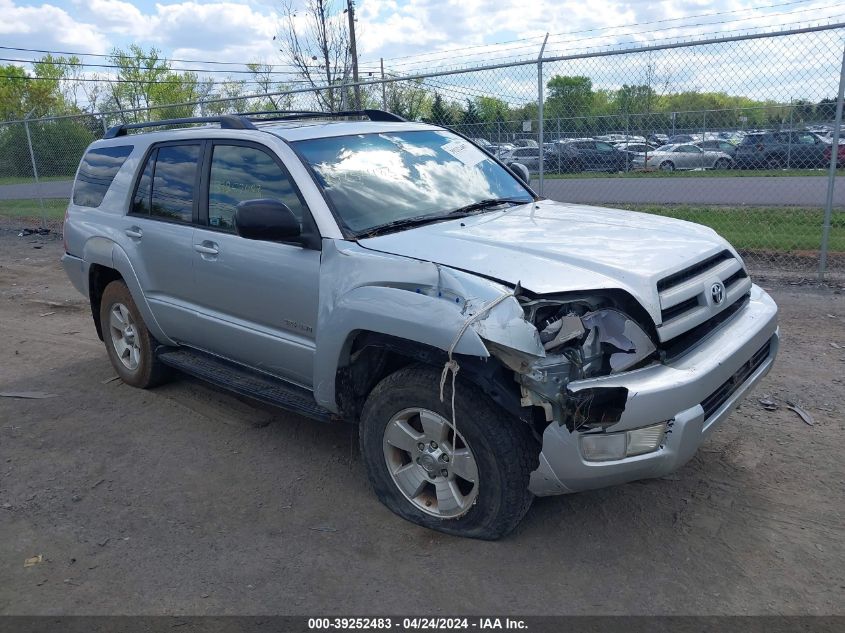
<box><xmin>631</xmin><ymin>143</ymin><xmax>734</xmax><ymax>171</ymax></box>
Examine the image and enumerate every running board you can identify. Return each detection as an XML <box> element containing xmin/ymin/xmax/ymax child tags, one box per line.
<box><xmin>156</xmin><ymin>348</ymin><xmax>334</xmax><ymax>423</ymax></box>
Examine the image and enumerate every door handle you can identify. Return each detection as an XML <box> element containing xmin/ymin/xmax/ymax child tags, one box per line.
<box><xmin>125</xmin><ymin>227</ymin><xmax>143</xmax><ymax>239</ymax></box>
<box><xmin>194</xmin><ymin>242</ymin><xmax>219</xmax><ymax>256</ymax></box>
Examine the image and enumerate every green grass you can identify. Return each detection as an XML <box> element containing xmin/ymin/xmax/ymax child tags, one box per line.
<box><xmin>612</xmin><ymin>205</ymin><xmax>845</xmax><ymax>253</ymax></box>
<box><xmin>0</xmin><ymin>198</ymin><xmax>67</xmax><ymax>220</ymax></box>
<box><xmin>543</xmin><ymin>168</ymin><xmax>836</xmax><ymax>179</ymax></box>
<box><xmin>0</xmin><ymin>175</ymin><xmax>73</xmax><ymax>186</ymax></box>
<box><xmin>2</xmin><ymin>198</ymin><xmax>841</xmax><ymax>254</ymax></box>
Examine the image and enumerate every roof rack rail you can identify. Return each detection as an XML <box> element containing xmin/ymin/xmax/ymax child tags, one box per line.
<box><xmin>239</xmin><ymin>109</ymin><xmax>406</xmax><ymax>123</ymax></box>
<box><xmin>103</xmin><ymin>115</ymin><xmax>256</xmax><ymax>139</ymax></box>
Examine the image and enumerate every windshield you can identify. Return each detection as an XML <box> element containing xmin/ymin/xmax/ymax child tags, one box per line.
<box><xmin>292</xmin><ymin>130</ymin><xmax>533</xmax><ymax>235</ymax></box>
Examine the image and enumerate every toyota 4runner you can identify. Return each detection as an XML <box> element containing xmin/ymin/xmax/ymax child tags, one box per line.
<box><xmin>62</xmin><ymin>110</ymin><xmax>779</xmax><ymax>539</ymax></box>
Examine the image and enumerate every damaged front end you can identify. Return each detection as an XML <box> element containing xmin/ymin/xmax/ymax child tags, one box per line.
<box><xmin>468</xmin><ymin>284</ymin><xmax>778</xmax><ymax>497</ymax></box>
<box><xmin>485</xmin><ymin>294</ymin><xmax>657</xmax><ymax>432</ymax></box>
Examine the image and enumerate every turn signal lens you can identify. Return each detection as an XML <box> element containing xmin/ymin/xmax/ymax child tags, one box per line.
<box><xmin>626</xmin><ymin>423</ymin><xmax>667</xmax><ymax>457</ymax></box>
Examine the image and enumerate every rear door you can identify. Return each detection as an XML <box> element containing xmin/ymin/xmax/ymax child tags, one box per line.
<box><xmin>187</xmin><ymin>140</ymin><xmax>321</xmax><ymax>387</ymax></box>
<box><xmin>123</xmin><ymin>142</ymin><xmax>201</xmax><ymax>343</ymax></box>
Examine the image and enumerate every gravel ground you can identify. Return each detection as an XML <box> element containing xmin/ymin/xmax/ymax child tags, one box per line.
<box><xmin>1</xmin><ymin>233</ymin><xmax>843</xmax><ymax>616</ymax></box>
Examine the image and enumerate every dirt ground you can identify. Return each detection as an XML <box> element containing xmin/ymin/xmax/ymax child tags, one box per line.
<box><xmin>0</xmin><ymin>231</ymin><xmax>843</xmax><ymax>616</ymax></box>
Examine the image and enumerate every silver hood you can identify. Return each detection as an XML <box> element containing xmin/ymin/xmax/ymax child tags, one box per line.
<box><xmin>358</xmin><ymin>200</ymin><xmax>739</xmax><ymax>325</ymax></box>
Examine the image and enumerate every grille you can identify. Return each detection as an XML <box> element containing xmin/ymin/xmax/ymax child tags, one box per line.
<box><xmin>657</xmin><ymin>249</ymin><xmax>752</xmax><ymax>342</ymax></box>
<box><xmin>700</xmin><ymin>338</ymin><xmax>772</xmax><ymax>421</ymax></box>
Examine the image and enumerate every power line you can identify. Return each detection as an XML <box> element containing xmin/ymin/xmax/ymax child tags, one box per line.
<box><xmin>0</xmin><ymin>73</ymin><xmax>320</xmax><ymax>87</ymax></box>
<box><xmin>0</xmin><ymin>56</ymin><xmax>311</xmax><ymax>76</ymax></box>
<box><xmin>0</xmin><ymin>45</ymin><xmax>295</xmax><ymax>68</ymax></box>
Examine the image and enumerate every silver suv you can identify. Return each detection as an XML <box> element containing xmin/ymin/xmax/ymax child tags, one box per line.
<box><xmin>62</xmin><ymin>110</ymin><xmax>779</xmax><ymax>540</ymax></box>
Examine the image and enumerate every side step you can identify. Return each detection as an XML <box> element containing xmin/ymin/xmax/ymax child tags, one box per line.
<box><xmin>157</xmin><ymin>348</ymin><xmax>334</xmax><ymax>423</ymax></box>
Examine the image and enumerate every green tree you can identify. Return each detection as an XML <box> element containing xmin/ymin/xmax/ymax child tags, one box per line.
<box><xmin>462</xmin><ymin>99</ymin><xmax>482</xmax><ymax>125</ymax></box>
<box><xmin>429</xmin><ymin>92</ymin><xmax>453</xmax><ymax>126</ymax></box>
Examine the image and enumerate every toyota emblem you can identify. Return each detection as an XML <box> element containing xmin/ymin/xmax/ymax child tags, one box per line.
<box><xmin>711</xmin><ymin>282</ymin><xmax>725</xmax><ymax>305</ymax></box>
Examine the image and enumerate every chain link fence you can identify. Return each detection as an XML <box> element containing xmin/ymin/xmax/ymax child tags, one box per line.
<box><xmin>1</xmin><ymin>25</ymin><xmax>843</xmax><ymax>281</ymax></box>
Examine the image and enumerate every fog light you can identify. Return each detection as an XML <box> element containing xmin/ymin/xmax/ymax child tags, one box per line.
<box><xmin>626</xmin><ymin>422</ymin><xmax>667</xmax><ymax>456</ymax></box>
<box><xmin>581</xmin><ymin>422</ymin><xmax>667</xmax><ymax>462</ymax></box>
<box><xmin>581</xmin><ymin>433</ymin><xmax>626</xmax><ymax>461</ymax></box>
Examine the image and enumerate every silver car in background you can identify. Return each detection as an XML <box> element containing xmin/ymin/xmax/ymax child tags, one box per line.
<box><xmin>632</xmin><ymin>143</ymin><xmax>734</xmax><ymax>171</ymax></box>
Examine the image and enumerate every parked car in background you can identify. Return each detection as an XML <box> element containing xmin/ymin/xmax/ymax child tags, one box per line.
<box><xmin>547</xmin><ymin>139</ymin><xmax>627</xmax><ymax>173</ymax></box>
<box><xmin>472</xmin><ymin>138</ymin><xmax>495</xmax><ymax>155</ymax></box>
<box><xmin>823</xmin><ymin>142</ymin><xmax>845</xmax><ymax>167</ymax></box>
<box><xmin>613</xmin><ymin>142</ymin><xmax>659</xmax><ymax>168</ymax></box>
<box><xmin>647</xmin><ymin>133</ymin><xmax>669</xmax><ymax>146</ymax></box>
<box><xmin>513</xmin><ymin>139</ymin><xmax>538</xmax><ymax>148</ymax></box>
<box><xmin>494</xmin><ymin>142</ymin><xmax>515</xmax><ymax>158</ymax></box>
<box><xmin>734</xmin><ymin>131</ymin><xmax>828</xmax><ymax>169</ymax></box>
<box><xmin>597</xmin><ymin>133</ymin><xmax>646</xmax><ymax>144</ymax></box>
<box><xmin>631</xmin><ymin>143</ymin><xmax>733</xmax><ymax>171</ymax></box>
<box><xmin>499</xmin><ymin>146</ymin><xmax>544</xmax><ymax>170</ymax></box>
<box><xmin>696</xmin><ymin>139</ymin><xmax>738</xmax><ymax>158</ymax></box>
<box><xmin>667</xmin><ymin>134</ymin><xmax>697</xmax><ymax>144</ymax></box>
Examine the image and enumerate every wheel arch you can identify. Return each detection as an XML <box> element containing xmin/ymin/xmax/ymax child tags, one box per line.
<box><xmin>334</xmin><ymin>330</ymin><xmax>531</xmax><ymax>430</ymax></box>
<box><xmin>85</xmin><ymin>238</ymin><xmax>174</xmax><ymax>345</ymax></box>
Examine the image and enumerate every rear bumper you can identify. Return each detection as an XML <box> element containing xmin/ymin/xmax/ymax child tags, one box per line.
<box><xmin>528</xmin><ymin>284</ymin><xmax>779</xmax><ymax>496</ymax></box>
<box><xmin>61</xmin><ymin>253</ymin><xmax>88</xmax><ymax>298</ymax></box>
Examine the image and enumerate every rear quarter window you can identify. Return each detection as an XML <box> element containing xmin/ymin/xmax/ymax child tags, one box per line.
<box><xmin>73</xmin><ymin>146</ymin><xmax>134</xmax><ymax>208</ymax></box>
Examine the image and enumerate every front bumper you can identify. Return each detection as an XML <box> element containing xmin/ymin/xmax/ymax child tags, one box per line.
<box><xmin>528</xmin><ymin>284</ymin><xmax>779</xmax><ymax>496</ymax></box>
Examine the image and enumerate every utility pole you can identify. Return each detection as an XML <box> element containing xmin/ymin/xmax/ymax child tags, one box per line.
<box><xmin>346</xmin><ymin>0</ymin><xmax>361</xmax><ymax>110</ymax></box>
<box><xmin>380</xmin><ymin>58</ymin><xmax>387</xmax><ymax>110</ymax></box>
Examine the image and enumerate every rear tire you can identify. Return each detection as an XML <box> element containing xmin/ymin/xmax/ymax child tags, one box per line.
<box><xmin>659</xmin><ymin>160</ymin><xmax>675</xmax><ymax>172</ymax></box>
<box><xmin>359</xmin><ymin>365</ymin><xmax>537</xmax><ymax>540</ymax></box>
<box><xmin>715</xmin><ymin>158</ymin><xmax>731</xmax><ymax>170</ymax></box>
<box><xmin>99</xmin><ymin>280</ymin><xmax>169</xmax><ymax>389</ymax></box>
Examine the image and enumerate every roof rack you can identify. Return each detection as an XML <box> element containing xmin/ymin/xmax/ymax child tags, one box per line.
<box><xmin>101</xmin><ymin>109</ymin><xmax>406</xmax><ymax>139</ymax></box>
<box><xmin>103</xmin><ymin>115</ymin><xmax>257</xmax><ymax>139</ymax></box>
<box><xmin>239</xmin><ymin>109</ymin><xmax>406</xmax><ymax>123</ymax></box>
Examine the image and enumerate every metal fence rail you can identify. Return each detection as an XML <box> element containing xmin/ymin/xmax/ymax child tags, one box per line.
<box><xmin>1</xmin><ymin>25</ymin><xmax>843</xmax><ymax>280</ymax></box>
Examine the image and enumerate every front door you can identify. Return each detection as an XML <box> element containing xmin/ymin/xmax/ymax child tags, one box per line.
<box><xmin>187</xmin><ymin>141</ymin><xmax>321</xmax><ymax>387</ymax></box>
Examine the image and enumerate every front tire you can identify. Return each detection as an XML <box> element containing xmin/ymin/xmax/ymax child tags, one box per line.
<box><xmin>99</xmin><ymin>280</ymin><xmax>169</xmax><ymax>388</ymax></box>
<box><xmin>359</xmin><ymin>365</ymin><xmax>537</xmax><ymax>540</ymax></box>
<box><xmin>659</xmin><ymin>160</ymin><xmax>675</xmax><ymax>172</ymax></box>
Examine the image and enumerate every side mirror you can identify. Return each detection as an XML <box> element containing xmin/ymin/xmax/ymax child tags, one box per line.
<box><xmin>234</xmin><ymin>199</ymin><xmax>301</xmax><ymax>242</ymax></box>
<box><xmin>509</xmin><ymin>162</ymin><xmax>531</xmax><ymax>185</ymax></box>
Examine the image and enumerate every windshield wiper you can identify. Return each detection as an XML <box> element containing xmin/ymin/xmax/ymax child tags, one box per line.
<box><xmin>358</xmin><ymin>198</ymin><xmax>532</xmax><ymax>238</ymax></box>
<box><xmin>446</xmin><ymin>197</ymin><xmax>532</xmax><ymax>216</ymax></box>
<box><xmin>358</xmin><ymin>214</ymin><xmax>450</xmax><ymax>238</ymax></box>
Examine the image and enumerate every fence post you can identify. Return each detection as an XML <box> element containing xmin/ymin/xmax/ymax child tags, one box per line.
<box><xmin>536</xmin><ymin>33</ymin><xmax>549</xmax><ymax>196</ymax></box>
<box><xmin>819</xmin><ymin>42</ymin><xmax>845</xmax><ymax>280</ymax></box>
<box><xmin>787</xmin><ymin>102</ymin><xmax>794</xmax><ymax>167</ymax></box>
<box><xmin>23</xmin><ymin>113</ymin><xmax>47</xmax><ymax>230</ymax></box>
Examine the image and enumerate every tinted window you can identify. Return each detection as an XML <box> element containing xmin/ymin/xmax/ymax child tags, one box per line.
<box><xmin>150</xmin><ymin>145</ymin><xmax>200</xmax><ymax>223</ymax></box>
<box><xmin>595</xmin><ymin>141</ymin><xmax>615</xmax><ymax>152</ymax></box>
<box><xmin>293</xmin><ymin>130</ymin><xmax>532</xmax><ymax>234</ymax></box>
<box><xmin>73</xmin><ymin>146</ymin><xmax>133</xmax><ymax>208</ymax></box>
<box><xmin>132</xmin><ymin>151</ymin><xmax>155</xmax><ymax>215</ymax></box>
<box><xmin>208</xmin><ymin>145</ymin><xmax>307</xmax><ymax>232</ymax></box>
